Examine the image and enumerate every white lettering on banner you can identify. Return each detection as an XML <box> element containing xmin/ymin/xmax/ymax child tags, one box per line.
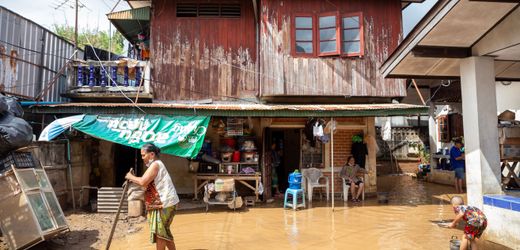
<box><xmin>103</xmin><ymin>117</ymin><xmax>206</xmax><ymax>146</ymax></box>
<box><xmin>119</xmin><ymin>120</ymin><xmax>129</xmax><ymax>130</ymax></box>
<box><xmin>129</xmin><ymin>131</ymin><xmax>143</xmax><ymax>143</ymax></box>
<box><xmin>119</xmin><ymin>130</ymin><xmax>132</xmax><ymax>140</ymax></box>
<box><xmin>194</xmin><ymin>126</ymin><xmax>207</xmax><ymax>136</ymax></box>
<box><xmin>127</xmin><ymin>120</ymin><xmax>141</xmax><ymax>131</ymax></box>
<box><xmin>141</xmin><ymin>131</ymin><xmax>155</xmax><ymax>143</ymax></box>
<box><xmin>139</xmin><ymin>120</ymin><xmax>151</xmax><ymax>130</ymax></box>
<box><xmin>107</xmin><ymin>119</ymin><xmax>120</xmax><ymax>129</ymax></box>
<box><xmin>156</xmin><ymin>132</ymin><xmax>169</xmax><ymax>144</ymax></box>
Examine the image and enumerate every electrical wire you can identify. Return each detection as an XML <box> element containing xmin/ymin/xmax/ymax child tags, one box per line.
<box><xmin>142</xmin><ymin>77</ymin><xmax>261</xmax><ymax>104</ymax></box>
<box><xmin>0</xmin><ymin>39</ymin><xmax>75</xmax><ymax>61</ymax></box>
<box><xmin>151</xmin><ymin>26</ymin><xmax>376</xmax><ymax>96</ymax></box>
<box><xmin>425</xmin><ymin>84</ymin><xmax>444</xmax><ymax>104</ymax></box>
<box><xmin>83</xmin><ymin>34</ymin><xmax>147</xmax><ymax>114</ymax></box>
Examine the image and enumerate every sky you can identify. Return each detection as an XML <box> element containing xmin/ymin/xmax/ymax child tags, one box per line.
<box><xmin>1</xmin><ymin>0</ymin><xmax>437</xmax><ymax>37</ymax></box>
<box><xmin>0</xmin><ymin>0</ymin><xmax>130</xmax><ymax>32</ymax></box>
<box><xmin>403</xmin><ymin>0</ymin><xmax>438</xmax><ymax>36</ymax></box>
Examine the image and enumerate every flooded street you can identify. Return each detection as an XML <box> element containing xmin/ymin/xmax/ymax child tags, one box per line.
<box><xmin>110</xmin><ymin>175</ymin><xmax>510</xmax><ymax>250</ymax></box>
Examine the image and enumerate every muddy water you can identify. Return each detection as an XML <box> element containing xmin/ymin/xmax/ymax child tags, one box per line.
<box><xmin>111</xmin><ymin>176</ymin><xmax>510</xmax><ymax>250</ymax></box>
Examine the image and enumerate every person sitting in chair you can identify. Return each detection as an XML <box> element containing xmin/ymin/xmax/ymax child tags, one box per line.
<box><xmin>340</xmin><ymin>156</ymin><xmax>368</xmax><ymax>202</ymax></box>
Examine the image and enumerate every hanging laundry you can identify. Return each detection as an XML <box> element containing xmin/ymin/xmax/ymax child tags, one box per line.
<box><xmin>313</xmin><ymin>121</ymin><xmax>324</xmax><ymax>137</ymax></box>
<box><xmin>305</xmin><ymin>118</ymin><xmax>317</xmax><ymax>147</ymax></box>
<box><xmin>351</xmin><ymin>134</ymin><xmax>368</xmax><ymax>169</ymax></box>
<box><xmin>382</xmin><ymin>118</ymin><xmax>392</xmax><ymax>141</ymax></box>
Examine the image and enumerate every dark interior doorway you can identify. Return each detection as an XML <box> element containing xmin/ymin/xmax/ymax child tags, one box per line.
<box><xmin>114</xmin><ymin>144</ymin><xmax>140</xmax><ymax>186</ymax></box>
<box><xmin>267</xmin><ymin>129</ymin><xmax>301</xmax><ymax>192</ymax></box>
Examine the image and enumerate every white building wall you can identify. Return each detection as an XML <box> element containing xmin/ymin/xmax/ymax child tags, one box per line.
<box><xmin>483</xmin><ymin>205</ymin><xmax>520</xmax><ymax>249</ymax></box>
<box><xmin>496</xmin><ymin>82</ymin><xmax>520</xmax><ymax>114</ymax></box>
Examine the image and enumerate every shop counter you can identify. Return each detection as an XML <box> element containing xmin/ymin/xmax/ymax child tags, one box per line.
<box><xmin>194</xmin><ymin>173</ymin><xmax>261</xmax><ymax>201</ymax></box>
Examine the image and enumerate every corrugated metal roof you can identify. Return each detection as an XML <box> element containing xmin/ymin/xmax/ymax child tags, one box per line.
<box><xmin>30</xmin><ymin>102</ymin><xmax>428</xmax><ymax>117</ymax></box>
<box><xmin>107</xmin><ymin>7</ymin><xmax>150</xmax><ymax>43</ymax></box>
<box><xmin>107</xmin><ymin>7</ymin><xmax>150</xmax><ymax>20</ymax></box>
<box><xmin>0</xmin><ymin>6</ymin><xmax>81</xmax><ymax>102</ymax></box>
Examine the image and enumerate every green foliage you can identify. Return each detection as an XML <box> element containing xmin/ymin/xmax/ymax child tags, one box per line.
<box><xmin>52</xmin><ymin>24</ymin><xmax>125</xmax><ymax>55</ymax></box>
<box><xmin>418</xmin><ymin>143</ymin><xmax>430</xmax><ymax>164</ymax></box>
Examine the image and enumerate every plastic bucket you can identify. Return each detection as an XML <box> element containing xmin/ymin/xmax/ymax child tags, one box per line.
<box><xmin>232</xmin><ymin>151</ymin><xmax>241</xmax><ymax>162</ymax></box>
<box><xmin>377</xmin><ymin>192</ymin><xmax>389</xmax><ymax>203</ymax></box>
<box><xmin>222</xmin><ymin>138</ymin><xmax>236</xmax><ymax>148</ymax></box>
<box><xmin>450</xmin><ymin>236</ymin><xmax>460</xmax><ymax>250</ymax></box>
<box><xmin>288</xmin><ymin>171</ymin><xmax>302</xmax><ymax>189</ymax></box>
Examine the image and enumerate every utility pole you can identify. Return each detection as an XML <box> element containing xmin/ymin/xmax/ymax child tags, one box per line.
<box><xmin>109</xmin><ymin>0</ymin><xmax>122</xmax><ymax>60</ymax></box>
<box><xmin>74</xmin><ymin>0</ymin><xmax>78</xmax><ymax>59</ymax></box>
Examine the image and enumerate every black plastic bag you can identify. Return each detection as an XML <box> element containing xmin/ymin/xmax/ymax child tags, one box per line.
<box><xmin>0</xmin><ymin>112</ymin><xmax>33</xmax><ymax>156</ymax></box>
<box><xmin>0</xmin><ymin>95</ymin><xmax>23</xmax><ymax>117</ymax></box>
<box><xmin>0</xmin><ymin>96</ymin><xmax>7</xmax><ymax>114</ymax></box>
<box><xmin>5</xmin><ymin>97</ymin><xmax>23</xmax><ymax>117</ymax></box>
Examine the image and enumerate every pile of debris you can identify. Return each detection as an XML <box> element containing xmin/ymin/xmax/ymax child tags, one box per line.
<box><xmin>0</xmin><ymin>94</ymin><xmax>69</xmax><ymax>249</ymax></box>
<box><xmin>0</xmin><ymin>94</ymin><xmax>32</xmax><ymax>160</ymax></box>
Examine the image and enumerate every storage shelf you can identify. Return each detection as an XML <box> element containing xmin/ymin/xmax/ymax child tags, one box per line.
<box><xmin>221</xmin><ymin>162</ymin><xmax>259</xmax><ymax>164</ymax></box>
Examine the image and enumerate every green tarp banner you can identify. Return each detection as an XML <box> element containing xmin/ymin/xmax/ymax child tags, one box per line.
<box><xmin>73</xmin><ymin>115</ymin><xmax>210</xmax><ymax>158</ymax></box>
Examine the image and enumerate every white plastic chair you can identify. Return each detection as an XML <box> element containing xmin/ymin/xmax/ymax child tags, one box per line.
<box><xmin>302</xmin><ymin>168</ymin><xmax>329</xmax><ymax>202</ymax></box>
<box><xmin>342</xmin><ymin>175</ymin><xmax>366</xmax><ymax>202</ymax></box>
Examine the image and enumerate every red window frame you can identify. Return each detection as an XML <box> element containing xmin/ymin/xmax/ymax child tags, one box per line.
<box><xmin>291</xmin><ymin>12</ymin><xmax>364</xmax><ymax>58</ymax></box>
<box><xmin>341</xmin><ymin>12</ymin><xmax>364</xmax><ymax>57</ymax></box>
<box><xmin>438</xmin><ymin>115</ymin><xmax>450</xmax><ymax>143</ymax></box>
<box><xmin>317</xmin><ymin>11</ymin><xmax>341</xmax><ymax>56</ymax></box>
<box><xmin>292</xmin><ymin>13</ymin><xmax>316</xmax><ymax>57</ymax></box>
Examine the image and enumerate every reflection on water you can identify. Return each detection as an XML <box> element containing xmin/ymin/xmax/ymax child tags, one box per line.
<box><xmin>110</xmin><ymin>175</ymin><xmax>510</xmax><ymax>250</ymax></box>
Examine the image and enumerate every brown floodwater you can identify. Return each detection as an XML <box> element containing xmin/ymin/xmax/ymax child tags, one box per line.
<box><xmin>110</xmin><ymin>175</ymin><xmax>511</xmax><ymax>250</ymax></box>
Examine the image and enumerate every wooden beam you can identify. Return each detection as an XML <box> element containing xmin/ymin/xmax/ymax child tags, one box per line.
<box><xmin>411</xmin><ymin>45</ymin><xmax>471</xmax><ymax>58</ymax></box>
<box><xmin>252</xmin><ymin>0</ymin><xmax>258</xmax><ymax>22</ymax></box>
<box><xmin>387</xmin><ymin>74</ymin><xmax>520</xmax><ymax>81</ymax></box>
<box><xmin>412</xmin><ymin>79</ymin><xmax>426</xmax><ymax>105</ymax></box>
<box><xmin>469</xmin><ymin>0</ymin><xmax>520</xmax><ymax>3</ymax></box>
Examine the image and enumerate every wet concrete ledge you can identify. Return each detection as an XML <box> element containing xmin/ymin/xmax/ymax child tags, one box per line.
<box><xmin>483</xmin><ymin>195</ymin><xmax>520</xmax><ymax>212</ymax></box>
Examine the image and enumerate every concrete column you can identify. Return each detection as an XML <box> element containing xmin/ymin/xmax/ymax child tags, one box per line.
<box><xmin>366</xmin><ymin>117</ymin><xmax>377</xmax><ymax>193</ymax></box>
<box><xmin>460</xmin><ymin>56</ymin><xmax>502</xmax><ymax>208</ymax></box>
<box><xmin>428</xmin><ymin>103</ymin><xmax>438</xmax><ymax>163</ymax></box>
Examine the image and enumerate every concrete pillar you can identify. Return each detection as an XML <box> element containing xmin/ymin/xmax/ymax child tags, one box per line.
<box><xmin>459</xmin><ymin>56</ymin><xmax>502</xmax><ymax>208</ymax></box>
<box><xmin>366</xmin><ymin>117</ymin><xmax>377</xmax><ymax>193</ymax></box>
<box><xmin>428</xmin><ymin>103</ymin><xmax>438</xmax><ymax>164</ymax></box>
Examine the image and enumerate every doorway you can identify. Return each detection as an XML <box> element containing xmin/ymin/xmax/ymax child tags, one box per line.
<box><xmin>114</xmin><ymin>144</ymin><xmax>140</xmax><ymax>186</ymax></box>
<box><xmin>265</xmin><ymin>128</ymin><xmax>301</xmax><ymax>193</ymax></box>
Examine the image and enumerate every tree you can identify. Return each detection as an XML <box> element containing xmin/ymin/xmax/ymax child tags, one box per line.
<box><xmin>52</xmin><ymin>24</ymin><xmax>125</xmax><ymax>55</ymax></box>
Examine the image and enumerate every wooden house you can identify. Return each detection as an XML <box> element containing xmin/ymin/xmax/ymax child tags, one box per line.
<box><xmin>34</xmin><ymin>0</ymin><xmax>427</xmax><ymax>200</ymax></box>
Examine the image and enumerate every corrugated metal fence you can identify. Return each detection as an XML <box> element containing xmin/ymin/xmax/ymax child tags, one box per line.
<box><xmin>0</xmin><ymin>6</ymin><xmax>81</xmax><ymax>101</ymax></box>
<box><xmin>376</xmin><ymin>127</ymin><xmax>429</xmax><ymax>160</ymax></box>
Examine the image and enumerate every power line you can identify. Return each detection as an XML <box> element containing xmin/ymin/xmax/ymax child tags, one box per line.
<box><xmin>78</xmin><ymin>0</ymin><xmax>92</xmax><ymax>11</ymax></box>
<box><xmin>52</xmin><ymin>0</ymin><xmax>71</xmax><ymax>10</ymax></box>
<box><xmin>151</xmin><ymin>29</ymin><xmax>358</xmax><ymax>95</ymax></box>
<box><xmin>142</xmin><ymin>78</ymin><xmax>261</xmax><ymax>104</ymax></box>
<box><xmin>0</xmin><ymin>39</ymin><xmax>76</xmax><ymax>61</ymax></box>
<box><xmin>83</xmin><ymin>34</ymin><xmax>147</xmax><ymax>114</ymax></box>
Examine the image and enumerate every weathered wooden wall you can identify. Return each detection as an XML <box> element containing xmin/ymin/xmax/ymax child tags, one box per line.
<box><xmin>32</xmin><ymin>142</ymin><xmax>69</xmax><ymax>208</ymax></box>
<box><xmin>30</xmin><ymin>140</ymin><xmax>92</xmax><ymax>209</ymax></box>
<box><xmin>260</xmin><ymin>0</ymin><xmax>406</xmax><ymax>98</ymax></box>
<box><xmin>151</xmin><ymin>0</ymin><xmax>258</xmax><ymax>101</ymax></box>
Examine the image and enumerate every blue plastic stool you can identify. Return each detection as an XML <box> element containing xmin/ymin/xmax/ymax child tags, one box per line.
<box><xmin>284</xmin><ymin>188</ymin><xmax>306</xmax><ymax>210</ymax></box>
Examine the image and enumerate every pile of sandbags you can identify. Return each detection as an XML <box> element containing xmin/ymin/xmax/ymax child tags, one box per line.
<box><xmin>0</xmin><ymin>94</ymin><xmax>33</xmax><ymax>157</ymax></box>
<box><xmin>127</xmin><ymin>183</ymin><xmax>145</xmax><ymax>217</ymax></box>
<box><xmin>127</xmin><ymin>183</ymin><xmax>145</xmax><ymax>201</ymax></box>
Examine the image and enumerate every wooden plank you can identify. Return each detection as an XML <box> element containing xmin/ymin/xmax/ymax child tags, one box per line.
<box><xmin>503</xmin><ymin>138</ymin><xmax>520</xmax><ymax>145</ymax></box>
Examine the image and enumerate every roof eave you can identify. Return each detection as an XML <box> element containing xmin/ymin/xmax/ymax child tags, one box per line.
<box><xmin>28</xmin><ymin>104</ymin><xmax>429</xmax><ymax>117</ymax></box>
<box><xmin>381</xmin><ymin>0</ymin><xmax>455</xmax><ymax>78</ymax></box>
